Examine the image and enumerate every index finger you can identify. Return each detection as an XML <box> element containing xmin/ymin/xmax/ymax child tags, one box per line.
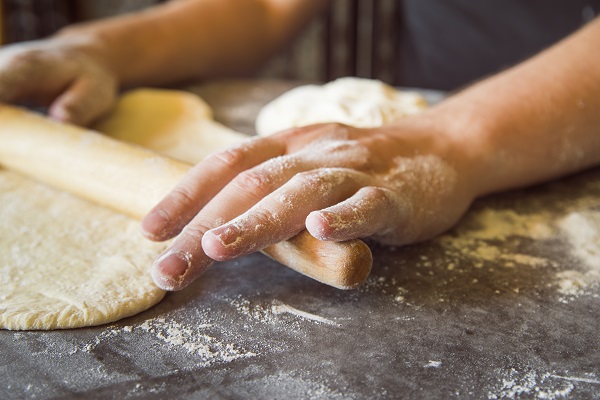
<box><xmin>140</xmin><ymin>135</ymin><xmax>285</xmax><ymax>241</ymax></box>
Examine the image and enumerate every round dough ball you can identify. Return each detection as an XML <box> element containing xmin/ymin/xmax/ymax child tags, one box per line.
<box><xmin>255</xmin><ymin>77</ymin><xmax>428</xmax><ymax>136</ymax></box>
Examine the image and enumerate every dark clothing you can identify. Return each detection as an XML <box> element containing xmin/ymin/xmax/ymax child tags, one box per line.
<box><xmin>399</xmin><ymin>0</ymin><xmax>600</xmax><ymax>90</ymax></box>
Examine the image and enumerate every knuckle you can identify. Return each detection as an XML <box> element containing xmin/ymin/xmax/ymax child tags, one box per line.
<box><xmin>232</xmin><ymin>169</ymin><xmax>274</xmax><ymax>198</ymax></box>
<box><xmin>322</xmin><ymin>122</ymin><xmax>351</xmax><ymax>140</ymax></box>
<box><xmin>362</xmin><ymin>186</ymin><xmax>390</xmax><ymax>203</ymax></box>
<box><xmin>6</xmin><ymin>50</ymin><xmax>37</xmax><ymax>66</ymax></box>
<box><xmin>168</xmin><ymin>185</ymin><xmax>198</xmax><ymax>209</ymax></box>
<box><xmin>363</xmin><ymin>186</ymin><xmax>409</xmax><ymax>216</ymax></box>
<box><xmin>289</xmin><ymin>169</ymin><xmax>336</xmax><ymax>194</ymax></box>
<box><xmin>180</xmin><ymin>221</ymin><xmax>211</xmax><ymax>243</ymax></box>
<box><xmin>328</xmin><ymin>121</ymin><xmax>349</xmax><ymax>131</ymax></box>
<box><xmin>3</xmin><ymin>49</ymin><xmax>46</xmax><ymax>75</ymax></box>
<box><xmin>291</xmin><ymin>168</ymin><xmax>347</xmax><ymax>189</ymax></box>
<box><xmin>292</xmin><ymin>169</ymin><xmax>326</xmax><ymax>185</ymax></box>
<box><xmin>210</xmin><ymin>146</ymin><xmax>247</xmax><ymax>170</ymax></box>
<box><xmin>246</xmin><ymin>208</ymin><xmax>280</xmax><ymax>230</ymax></box>
<box><xmin>288</xmin><ymin>122</ymin><xmax>350</xmax><ymax>140</ymax></box>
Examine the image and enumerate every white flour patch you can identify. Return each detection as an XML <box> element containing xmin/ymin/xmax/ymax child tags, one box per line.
<box><xmin>138</xmin><ymin>318</ymin><xmax>256</xmax><ymax>363</ymax></box>
<box><xmin>485</xmin><ymin>368</ymin><xmax>600</xmax><ymax>399</ymax></box>
<box><xmin>79</xmin><ymin>318</ymin><xmax>256</xmax><ymax>366</ymax></box>
<box><xmin>229</xmin><ymin>296</ymin><xmax>341</xmax><ymax>327</ymax></box>
<box><xmin>79</xmin><ymin>326</ymin><xmax>122</xmax><ymax>353</ymax></box>
<box><xmin>556</xmin><ymin>212</ymin><xmax>600</xmax><ymax>300</ymax></box>
<box><xmin>240</xmin><ymin>370</ymin><xmax>357</xmax><ymax>400</ymax></box>
<box><xmin>360</xmin><ymin>274</ymin><xmax>412</xmax><ymax>305</ymax></box>
<box><xmin>437</xmin><ymin>203</ymin><xmax>600</xmax><ymax>302</ymax></box>
<box><xmin>548</xmin><ymin>375</ymin><xmax>600</xmax><ymax>385</ymax></box>
<box><xmin>559</xmin><ymin>213</ymin><xmax>600</xmax><ymax>268</ymax></box>
<box><xmin>271</xmin><ymin>300</ymin><xmax>340</xmax><ymax>327</ymax></box>
<box><xmin>438</xmin><ymin>208</ymin><xmax>554</xmax><ymax>270</ymax></box>
<box><xmin>230</xmin><ymin>296</ymin><xmax>277</xmax><ymax>324</ymax></box>
<box><xmin>424</xmin><ymin>360</ymin><xmax>442</xmax><ymax>368</ymax></box>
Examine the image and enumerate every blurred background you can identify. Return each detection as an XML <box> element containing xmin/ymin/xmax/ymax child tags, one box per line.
<box><xmin>0</xmin><ymin>0</ymin><xmax>403</xmax><ymax>84</ymax></box>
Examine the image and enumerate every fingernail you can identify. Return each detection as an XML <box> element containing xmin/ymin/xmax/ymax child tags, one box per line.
<box><xmin>141</xmin><ymin>209</ymin><xmax>170</xmax><ymax>240</ymax></box>
<box><xmin>151</xmin><ymin>251</ymin><xmax>191</xmax><ymax>291</ymax></box>
<box><xmin>208</xmin><ymin>224</ymin><xmax>242</xmax><ymax>247</ymax></box>
<box><xmin>306</xmin><ymin>211</ymin><xmax>329</xmax><ymax>240</ymax></box>
<box><xmin>50</xmin><ymin>107</ymin><xmax>72</xmax><ymax>123</ymax></box>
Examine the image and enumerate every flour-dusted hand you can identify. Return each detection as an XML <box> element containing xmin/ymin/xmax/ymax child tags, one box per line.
<box><xmin>141</xmin><ymin>114</ymin><xmax>482</xmax><ymax>291</ymax></box>
<box><xmin>0</xmin><ymin>36</ymin><xmax>117</xmax><ymax>125</ymax></box>
<box><xmin>142</xmin><ymin>14</ymin><xmax>600</xmax><ymax>291</ymax></box>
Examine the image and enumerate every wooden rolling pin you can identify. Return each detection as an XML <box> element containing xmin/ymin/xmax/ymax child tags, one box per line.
<box><xmin>0</xmin><ymin>104</ymin><xmax>372</xmax><ymax>289</ymax></box>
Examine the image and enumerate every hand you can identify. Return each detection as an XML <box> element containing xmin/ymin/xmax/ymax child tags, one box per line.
<box><xmin>0</xmin><ymin>36</ymin><xmax>117</xmax><ymax>125</ymax></box>
<box><xmin>141</xmin><ymin>116</ymin><xmax>480</xmax><ymax>291</ymax></box>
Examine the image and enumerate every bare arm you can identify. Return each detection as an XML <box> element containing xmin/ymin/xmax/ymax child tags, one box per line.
<box><xmin>0</xmin><ymin>0</ymin><xmax>326</xmax><ymax>124</ymax></box>
<box><xmin>59</xmin><ymin>0</ymin><xmax>327</xmax><ymax>86</ymax></box>
<box><xmin>435</xmin><ymin>16</ymin><xmax>600</xmax><ymax>197</ymax></box>
<box><xmin>142</xmin><ymin>17</ymin><xmax>600</xmax><ymax>290</ymax></box>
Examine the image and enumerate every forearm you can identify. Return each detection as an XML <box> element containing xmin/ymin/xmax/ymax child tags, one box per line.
<box><xmin>434</xmin><ymin>17</ymin><xmax>600</xmax><ymax>197</ymax></box>
<box><xmin>55</xmin><ymin>0</ymin><xmax>325</xmax><ymax>87</ymax></box>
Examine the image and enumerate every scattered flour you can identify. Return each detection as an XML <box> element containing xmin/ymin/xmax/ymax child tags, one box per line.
<box><xmin>230</xmin><ymin>296</ymin><xmax>277</xmax><ymax>324</ymax></box>
<box><xmin>242</xmin><ymin>370</ymin><xmax>356</xmax><ymax>400</ymax></box>
<box><xmin>271</xmin><ymin>300</ymin><xmax>340</xmax><ymax>327</ymax></box>
<box><xmin>138</xmin><ymin>318</ymin><xmax>256</xmax><ymax>363</ymax></box>
<box><xmin>437</xmin><ymin>203</ymin><xmax>600</xmax><ymax>301</ymax></box>
<box><xmin>229</xmin><ymin>297</ymin><xmax>341</xmax><ymax>327</ymax></box>
<box><xmin>486</xmin><ymin>368</ymin><xmax>600</xmax><ymax>399</ymax></box>
<box><xmin>438</xmin><ymin>207</ymin><xmax>554</xmax><ymax>269</ymax></box>
<box><xmin>79</xmin><ymin>317</ymin><xmax>256</xmax><ymax>366</ymax></box>
<box><xmin>359</xmin><ymin>274</ymin><xmax>410</xmax><ymax>304</ymax></box>
<box><xmin>424</xmin><ymin>360</ymin><xmax>442</xmax><ymax>368</ymax></box>
<box><xmin>556</xmin><ymin>211</ymin><xmax>600</xmax><ymax>299</ymax></box>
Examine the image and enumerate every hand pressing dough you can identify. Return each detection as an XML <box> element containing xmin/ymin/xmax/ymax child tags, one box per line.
<box><xmin>0</xmin><ymin>89</ymin><xmax>248</xmax><ymax>330</ymax></box>
<box><xmin>0</xmin><ymin>169</ymin><xmax>167</xmax><ymax>330</ymax></box>
<box><xmin>255</xmin><ymin>77</ymin><xmax>428</xmax><ymax>136</ymax></box>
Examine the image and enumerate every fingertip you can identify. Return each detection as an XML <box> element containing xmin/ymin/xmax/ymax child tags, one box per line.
<box><xmin>151</xmin><ymin>250</ymin><xmax>210</xmax><ymax>291</ymax></box>
<box><xmin>306</xmin><ymin>210</ymin><xmax>358</xmax><ymax>242</ymax></box>
<box><xmin>201</xmin><ymin>229</ymin><xmax>235</xmax><ymax>261</ymax></box>
<box><xmin>48</xmin><ymin>101</ymin><xmax>87</xmax><ymax>126</ymax></box>
<box><xmin>305</xmin><ymin>211</ymin><xmax>331</xmax><ymax>241</ymax></box>
<box><xmin>48</xmin><ymin>106</ymin><xmax>73</xmax><ymax>124</ymax></box>
<box><xmin>141</xmin><ymin>208</ymin><xmax>176</xmax><ymax>242</ymax></box>
<box><xmin>150</xmin><ymin>251</ymin><xmax>189</xmax><ymax>291</ymax></box>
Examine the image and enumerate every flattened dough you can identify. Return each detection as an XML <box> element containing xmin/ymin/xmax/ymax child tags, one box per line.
<box><xmin>0</xmin><ymin>169</ymin><xmax>167</xmax><ymax>330</ymax></box>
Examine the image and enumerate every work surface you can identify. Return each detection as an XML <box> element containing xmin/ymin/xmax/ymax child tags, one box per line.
<box><xmin>2</xmin><ymin>81</ymin><xmax>599</xmax><ymax>399</ymax></box>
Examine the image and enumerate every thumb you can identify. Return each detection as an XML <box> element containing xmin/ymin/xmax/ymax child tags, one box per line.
<box><xmin>48</xmin><ymin>74</ymin><xmax>116</xmax><ymax>126</ymax></box>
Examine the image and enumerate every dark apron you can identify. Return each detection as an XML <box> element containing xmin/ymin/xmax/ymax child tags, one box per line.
<box><xmin>398</xmin><ymin>0</ymin><xmax>600</xmax><ymax>90</ymax></box>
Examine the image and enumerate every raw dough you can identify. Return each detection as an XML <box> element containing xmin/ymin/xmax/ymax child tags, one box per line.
<box><xmin>255</xmin><ymin>77</ymin><xmax>428</xmax><ymax>136</ymax></box>
<box><xmin>0</xmin><ymin>169</ymin><xmax>167</xmax><ymax>330</ymax></box>
<box><xmin>0</xmin><ymin>89</ymin><xmax>248</xmax><ymax>330</ymax></box>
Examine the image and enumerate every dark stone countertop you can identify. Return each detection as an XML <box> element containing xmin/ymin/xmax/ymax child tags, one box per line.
<box><xmin>1</xmin><ymin>80</ymin><xmax>599</xmax><ymax>399</ymax></box>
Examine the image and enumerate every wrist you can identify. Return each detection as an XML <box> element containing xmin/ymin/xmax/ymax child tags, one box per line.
<box><xmin>388</xmin><ymin>102</ymin><xmax>493</xmax><ymax>202</ymax></box>
<box><xmin>425</xmin><ymin>91</ymin><xmax>507</xmax><ymax>199</ymax></box>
